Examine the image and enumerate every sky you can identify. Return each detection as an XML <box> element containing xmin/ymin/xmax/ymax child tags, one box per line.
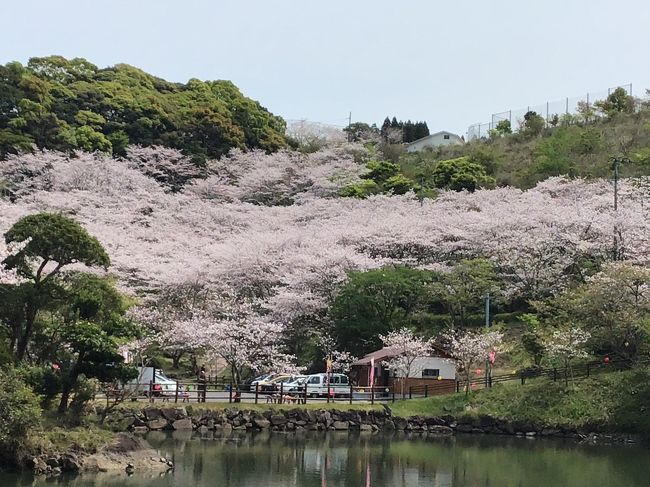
<box><xmin>2</xmin><ymin>0</ymin><xmax>649</xmax><ymax>137</ymax></box>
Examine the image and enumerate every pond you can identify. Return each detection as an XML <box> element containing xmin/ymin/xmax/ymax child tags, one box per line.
<box><xmin>2</xmin><ymin>431</ymin><xmax>649</xmax><ymax>486</ymax></box>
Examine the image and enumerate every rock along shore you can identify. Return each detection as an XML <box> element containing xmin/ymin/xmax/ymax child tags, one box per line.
<box><xmin>27</xmin><ymin>433</ymin><xmax>172</xmax><ymax>477</ymax></box>
<box><xmin>102</xmin><ymin>406</ymin><xmax>637</xmax><ymax>444</ymax></box>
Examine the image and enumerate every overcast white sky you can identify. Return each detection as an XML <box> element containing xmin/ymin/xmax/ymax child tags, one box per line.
<box><xmin>2</xmin><ymin>0</ymin><xmax>649</xmax><ymax>136</ymax></box>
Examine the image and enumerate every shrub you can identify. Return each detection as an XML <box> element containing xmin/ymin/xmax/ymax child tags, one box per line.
<box><xmin>0</xmin><ymin>369</ymin><xmax>42</xmax><ymax>462</ymax></box>
<box><xmin>20</xmin><ymin>365</ymin><xmax>62</xmax><ymax>409</ymax></box>
<box><xmin>432</xmin><ymin>157</ymin><xmax>495</xmax><ymax>192</ymax></box>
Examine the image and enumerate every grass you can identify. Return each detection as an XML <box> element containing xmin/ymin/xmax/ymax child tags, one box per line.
<box><xmin>20</xmin><ymin>415</ymin><xmax>116</xmax><ymax>461</ymax></box>
<box><xmin>389</xmin><ymin>366</ymin><xmax>650</xmax><ymax>435</ymax></box>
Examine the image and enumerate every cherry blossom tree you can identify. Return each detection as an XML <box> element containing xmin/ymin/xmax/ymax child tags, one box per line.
<box><xmin>380</xmin><ymin>328</ymin><xmax>434</xmax><ymax>397</ymax></box>
<box><xmin>125</xmin><ymin>146</ymin><xmax>204</xmax><ymax>192</ymax></box>
<box><xmin>193</xmin><ymin>299</ymin><xmax>296</xmax><ymax>393</ymax></box>
<box><xmin>1</xmin><ymin>148</ymin><xmax>650</xmax><ymax>364</ymax></box>
<box><xmin>315</xmin><ymin>332</ymin><xmax>358</xmax><ymax>373</ymax></box>
<box><xmin>443</xmin><ymin>329</ymin><xmax>504</xmax><ymax>394</ymax></box>
<box><xmin>542</xmin><ymin>327</ymin><xmax>591</xmax><ymax>384</ymax></box>
<box><xmin>286</xmin><ymin>120</ymin><xmax>347</xmax><ymax>152</ymax></box>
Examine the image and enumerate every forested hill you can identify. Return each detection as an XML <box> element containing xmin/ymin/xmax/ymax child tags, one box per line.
<box><xmin>0</xmin><ymin>56</ymin><xmax>287</xmax><ymax>161</ymax></box>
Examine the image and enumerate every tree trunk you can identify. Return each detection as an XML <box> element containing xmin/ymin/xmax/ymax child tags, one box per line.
<box><xmin>58</xmin><ymin>353</ymin><xmax>84</xmax><ymax>413</ymax></box>
<box><xmin>171</xmin><ymin>351</ymin><xmax>183</xmax><ymax>369</ymax></box>
<box><xmin>58</xmin><ymin>384</ymin><xmax>73</xmax><ymax>414</ymax></box>
<box><xmin>232</xmin><ymin>367</ymin><xmax>242</xmax><ymax>403</ymax></box>
<box><xmin>16</xmin><ymin>302</ymin><xmax>37</xmax><ymax>362</ymax></box>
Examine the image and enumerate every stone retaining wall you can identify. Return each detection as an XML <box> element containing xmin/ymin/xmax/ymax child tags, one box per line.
<box><xmin>102</xmin><ymin>406</ymin><xmax>597</xmax><ymax>440</ymax></box>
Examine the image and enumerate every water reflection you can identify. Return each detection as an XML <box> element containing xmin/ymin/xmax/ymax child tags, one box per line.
<box><xmin>2</xmin><ymin>431</ymin><xmax>649</xmax><ymax>487</ymax></box>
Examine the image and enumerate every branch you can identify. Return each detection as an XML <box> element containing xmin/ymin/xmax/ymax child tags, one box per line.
<box><xmin>34</xmin><ymin>258</ymin><xmax>49</xmax><ymax>284</ymax></box>
<box><xmin>40</xmin><ymin>262</ymin><xmax>64</xmax><ymax>285</ymax></box>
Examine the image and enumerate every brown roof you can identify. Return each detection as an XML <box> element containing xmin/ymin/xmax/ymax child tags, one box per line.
<box><xmin>351</xmin><ymin>344</ymin><xmax>451</xmax><ymax>366</ymax></box>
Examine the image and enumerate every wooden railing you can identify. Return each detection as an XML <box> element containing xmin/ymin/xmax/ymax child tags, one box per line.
<box><xmin>101</xmin><ymin>357</ymin><xmax>648</xmax><ymax>405</ymax></box>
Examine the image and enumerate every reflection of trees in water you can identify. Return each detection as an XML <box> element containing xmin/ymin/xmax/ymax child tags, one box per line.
<box><xmin>7</xmin><ymin>432</ymin><xmax>648</xmax><ymax>487</ymax></box>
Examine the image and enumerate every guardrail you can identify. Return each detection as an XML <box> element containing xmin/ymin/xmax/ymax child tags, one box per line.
<box><xmin>407</xmin><ymin>357</ymin><xmax>649</xmax><ymax>398</ymax></box>
<box><xmin>102</xmin><ymin>381</ymin><xmax>399</xmax><ymax>405</ymax></box>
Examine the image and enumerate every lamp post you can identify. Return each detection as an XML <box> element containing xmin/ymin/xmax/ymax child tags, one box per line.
<box><xmin>610</xmin><ymin>157</ymin><xmax>630</xmax><ymax>260</ymax></box>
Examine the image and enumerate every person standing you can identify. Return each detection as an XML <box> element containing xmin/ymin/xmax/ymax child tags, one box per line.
<box><xmin>198</xmin><ymin>366</ymin><xmax>207</xmax><ymax>403</ymax></box>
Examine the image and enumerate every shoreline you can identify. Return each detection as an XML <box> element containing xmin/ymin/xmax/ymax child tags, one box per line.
<box><xmin>104</xmin><ymin>405</ymin><xmax>642</xmax><ymax>444</ymax></box>
<box><xmin>6</xmin><ymin>404</ymin><xmax>643</xmax><ymax>477</ymax></box>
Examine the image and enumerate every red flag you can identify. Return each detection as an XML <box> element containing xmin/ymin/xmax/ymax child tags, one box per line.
<box><xmin>489</xmin><ymin>349</ymin><xmax>497</xmax><ymax>364</ymax></box>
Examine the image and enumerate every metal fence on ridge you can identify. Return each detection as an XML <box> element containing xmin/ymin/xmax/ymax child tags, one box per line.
<box><xmin>466</xmin><ymin>83</ymin><xmax>634</xmax><ymax>141</ymax></box>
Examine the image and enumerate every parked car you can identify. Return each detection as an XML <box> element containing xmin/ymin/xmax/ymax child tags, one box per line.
<box><xmin>284</xmin><ymin>375</ymin><xmax>308</xmax><ymax>393</ymax></box>
<box><xmin>303</xmin><ymin>373</ymin><xmax>351</xmax><ymax>398</ymax></box>
<box><xmin>243</xmin><ymin>373</ymin><xmax>272</xmax><ymax>391</ymax></box>
<box><xmin>259</xmin><ymin>374</ymin><xmax>293</xmax><ymax>392</ymax></box>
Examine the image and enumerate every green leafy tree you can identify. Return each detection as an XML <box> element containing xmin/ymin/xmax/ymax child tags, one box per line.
<box><xmin>520</xmin><ymin>314</ymin><xmax>545</xmax><ymax>366</ymax></box>
<box><xmin>339</xmin><ymin>179</ymin><xmax>380</xmax><ymax>198</ymax></box>
<box><xmin>332</xmin><ymin>267</ymin><xmax>436</xmax><ymax>356</ymax></box>
<box><xmin>54</xmin><ymin>274</ymin><xmax>139</xmax><ymax>413</ymax></box>
<box><xmin>362</xmin><ymin>160</ymin><xmax>401</xmax><ymax>183</ymax></box>
<box><xmin>520</xmin><ymin>111</ymin><xmax>545</xmax><ymax>138</ymax></box>
<box><xmin>595</xmin><ymin>87</ymin><xmax>635</xmax><ymax>117</ymax></box>
<box><xmin>0</xmin><ymin>56</ymin><xmax>287</xmax><ymax>158</ymax></box>
<box><xmin>533</xmin><ymin>127</ymin><xmax>577</xmax><ymax>177</ymax></box>
<box><xmin>535</xmin><ymin>264</ymin><xmax>650</xmax><ymax>361</ymax></box>
<box><xmin>432</xmin><ymin>157</ymin><xmax>495</xmax><ymax>192</ymax></box>
<box><xmin>2</xmin><ymin>213</ymin><xmax>110</xmax><ymax>362</ymax></box>
<box><xmin>429</xmin><ymin>259</ymin><xmax>498</xmax><ymax>328</ymax></box>
<box><xmin>384</xmin><ymin>174</ymin><xmax>417</xmax><ymax>195</ymax></box>
<box><xmin>495</xmin><ymin>119</ymin><xmax>512</xmax><ymax>135</ymax></box>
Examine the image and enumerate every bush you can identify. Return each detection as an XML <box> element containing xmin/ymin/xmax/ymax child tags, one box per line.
<box><xmin>68</xmin><ymin>376</ymin><xmax>100</xmax><ymax>421</ymax></box>
<box><xmin>432</xmin><ymin>157</ymin><xmax>495</xmax><ymax>192</ymax></box>
<box><xmin>20</xmin><ymin>365</ymin><xmax>62</xmax><ymax>409</ymax></box>
<box><xmin>0</xmin><ymin>369</ymin><xmax>42</xmax><ymax>462</ymax></box>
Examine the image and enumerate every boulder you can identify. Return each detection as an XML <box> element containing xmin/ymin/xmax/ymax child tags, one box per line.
<box><xmin>59</xmin><ymin>453</ymin><xmax>83</xmax><ymax>472</ymax></box>
<box><xmin>162</xmin><ymin>407</ymin><xmax>188</xmax><ymax>421</ymax></box>
<box><xmin>143</xmin><ymin>408</ymin><xmax>163</xmax><ymax>421</ymax></box>
<box><xmin>359</xmin><ymin>424</ymin><xmax>373</xmax><ymax>432</ymax></box>
<box><xmin>147</xmin><ymin>419</ymin><xmax>169</xmax><ymax>430</ymax></box>
<box><xmin>541</xmin><ymin>428</ymin><xmax>561</xmax><ymax>437</ymax></box>
<box><xmin>254</xmin><ymin>418</ymin><xmax>271</xmax><ymax>429</ymax></box>
<box><xmin>172</xmin><ymin>418</ymin><xmax>193</xmax><ymax>430</ymax></box>
<box><xmin>333</xmin><ymin>421</ymin><xmax>349</xmax><ymax>430</ymax></box>
<box><xmin>428</xmin><ymin>425</ymin><xmax>454</xmax><ymax>435</ymax></box>
<box><xmin>270</xmin><ymin>414</ymin><xmax>288</xmax><ymax>426</ymax></box>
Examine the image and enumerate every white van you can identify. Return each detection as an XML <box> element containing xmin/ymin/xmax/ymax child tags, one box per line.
<box><xmin>304</xmin><ymin>373</ymin><xmax>351</xmax><ymax>398</ymax></box>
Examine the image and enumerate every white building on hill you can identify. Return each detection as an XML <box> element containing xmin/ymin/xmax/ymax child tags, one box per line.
<box><xmin>405</xmin><ymin>131</ymin><xmax>464</xmax><ymax>152</ymax></box>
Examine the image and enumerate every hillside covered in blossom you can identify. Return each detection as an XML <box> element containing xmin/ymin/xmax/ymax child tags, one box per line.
<box><xmin>1</xmin><ymin>144</ymin><xmax>649</xmax><ymax>369</ymax></box>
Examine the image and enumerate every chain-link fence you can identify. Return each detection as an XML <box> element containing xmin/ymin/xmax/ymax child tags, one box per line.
<box><xmin>467</xmin><ymin>83</ymin><xmax>633</xmax><ymax>141</ymax></box>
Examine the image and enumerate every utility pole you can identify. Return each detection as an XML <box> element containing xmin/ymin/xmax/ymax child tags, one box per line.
<box><xmin>347</xmin><ymin>112</ymin><xmax>352</xmax><ymax>142</ymax></box>
<box><xmin>611</xmin><ymin>157</ymin><xmax>629</xmax><ymax>260</ymax></box>
<box><xmin>484</xmin><ymin>293</ymin><xmax>490</xmax><ymax>387</ymax></box>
